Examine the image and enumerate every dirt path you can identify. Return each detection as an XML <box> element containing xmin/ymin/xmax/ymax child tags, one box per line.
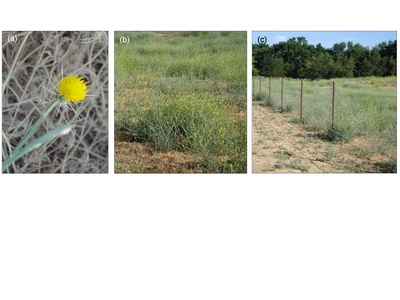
<box><xmin>252</xmin><ymin>103</ymin><xmax>389</xmax><ymax>173</ymax></box>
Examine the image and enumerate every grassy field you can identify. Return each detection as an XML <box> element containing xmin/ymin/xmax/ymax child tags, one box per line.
<box><xmin>115</xmin><ymin>31</ymin><xmax>247</xmax><ymax>173</ymax></box>
<box><xmin>253</xmin><ymin>76</ymin><xmax>397</xmax><ymax>171</ymax></box>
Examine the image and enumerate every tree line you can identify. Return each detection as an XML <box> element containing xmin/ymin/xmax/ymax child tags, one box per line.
<box><xmin>253</xmin><ymin>37</ymin><xmax>397</xmax><ymax>80</ymax></box>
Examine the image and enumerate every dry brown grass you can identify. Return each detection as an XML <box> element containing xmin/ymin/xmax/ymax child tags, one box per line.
<box><xmin>2</xmin><ymin>31</ymin><xmax>108</xmax><ymax>173</ymax></box>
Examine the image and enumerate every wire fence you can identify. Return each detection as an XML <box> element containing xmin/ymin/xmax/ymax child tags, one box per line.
<box><xmin>252</xmin><ymin>76</ymin><xmax>397</xmax><ymax>157</ymax></box>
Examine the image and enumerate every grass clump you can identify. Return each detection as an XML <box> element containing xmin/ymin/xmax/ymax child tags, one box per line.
<box><xmin>325</xmin><ymin>125</ymin><xmax>356</xmax><ymax>142</ymax></box>
<box><xmin>253</xmin><ymin>93</ymin><xmax>267</xmax><ymax>101</ymax></box>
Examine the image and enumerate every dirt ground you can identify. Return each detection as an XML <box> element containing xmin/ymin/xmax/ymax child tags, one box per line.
<box><xmin>252</xmin><ymin>103</ymin><xmax>394</xmax><ymax>173</ymax></box>
<box><xmin>115</xmin><ymin>139</ymin><xmax>208</xmax><ymax>173</ymax></box>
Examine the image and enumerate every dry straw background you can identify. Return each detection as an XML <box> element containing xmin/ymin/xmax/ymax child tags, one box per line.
<box><xmin>2</xmin><ymin>31</ymin><xmax>108</xmax><ymax>173</ymax></box>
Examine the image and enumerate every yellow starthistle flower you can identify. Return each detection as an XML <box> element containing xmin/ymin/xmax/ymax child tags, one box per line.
<box><xmin>57</xmin><ymin>74</ymin><xmax>89</xmax><ymax>103</ymax></box>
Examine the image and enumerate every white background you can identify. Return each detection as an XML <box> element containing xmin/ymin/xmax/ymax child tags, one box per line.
<box><xmin>1</xmin><ymin>1</ymin><xmax>399</xmax><ymax>299</ymax></box>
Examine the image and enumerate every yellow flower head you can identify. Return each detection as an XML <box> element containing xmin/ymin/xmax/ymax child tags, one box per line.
<box><xmin>57</xmin><ymin>74</ymin><xmax>89</xmax><ymax>103</ymax></box>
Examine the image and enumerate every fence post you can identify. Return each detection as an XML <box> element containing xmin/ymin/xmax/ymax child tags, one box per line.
<box><xmin>252</xmin><ymin>76</ymin><xmax>254</xmax><ymax>97</ymax></box>
<box><xmin>259</xmin><ymin>76</ymin><xmax>262</xmax><ymax>95</ymax></box>
<box><xmin>281</xmin><ymin>77</ymin><xmax>284</xmax><ymax>113</ymax></box>
<box><xmin>300</xmin><ymin>79</ymin><xmax>303</xmax><ymax>122</ymax></box>
<box><xmin>268</xmin><ymin>77</ymin><xmax>271</xmax><ymax>100</ymax></box>
<box><xmin>332</xmin><ymin>81</ymin><xmax>336</xmax><ymax>131</ymax></box>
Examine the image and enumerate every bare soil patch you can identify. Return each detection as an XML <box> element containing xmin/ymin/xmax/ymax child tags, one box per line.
<box><xmin>115</xmin><ymin>139</ymin><xmax>207</xmax><ymax>174</ymax></box>
<box><xmin>252</xmin><ymin>103</ymin><xmax>393</xmax><ymax>173</ymax></box>
<box><xmin>382</xmin><ymin>85</ymin><xmax>397</xmax><ymax>90</ymax></box>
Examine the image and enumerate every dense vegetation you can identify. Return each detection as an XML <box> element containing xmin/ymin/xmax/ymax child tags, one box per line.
<box><xmin>253</xmin><ymin>37</ymin><xmax>397</xmax><ymax>80</ymax></box>
<box><xmin>115</xmin><ymin>31</ymin><xmax>247</xmax><ymax>173</ymax></box>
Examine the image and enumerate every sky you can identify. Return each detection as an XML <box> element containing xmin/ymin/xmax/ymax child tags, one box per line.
<box><xmin>252</xmin><ymin>31</ymin><xmax>397</xmax><ymax>49</ymax></box>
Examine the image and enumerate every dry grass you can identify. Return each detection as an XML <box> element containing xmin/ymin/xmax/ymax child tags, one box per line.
<box><xmin>2</xmin><ymin>31</ymin><xmax>108</xmax><ymax>173</ymax></box>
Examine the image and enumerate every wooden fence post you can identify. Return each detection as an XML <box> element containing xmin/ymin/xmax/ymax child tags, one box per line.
<box><xmin>252</xmin><ymin>76</ymin><xmax>254</xmax><ymax>97</ymax></box>
<box><xmin>259</xmin><ymin>76</ymin><xmax>262</xmax><ymax>95</ymax></box>
<box><xmin>332</xmin><ymin>81</ymin><xmax>336</xmax><ymax>131</ymax></box>
<box><xmin>268</xmin><ymin>77</ymin><xmax>271</xmax><ymax>100</ymax></box>
<box><xmin>300</xmin><ymin>79</ymin><xmax>303</xmax><ymax>121</ymax></box>
<box><xmin>281</xmin><ymin>77</ymin><xmax>284</xmax><ymax>113</ymax></box>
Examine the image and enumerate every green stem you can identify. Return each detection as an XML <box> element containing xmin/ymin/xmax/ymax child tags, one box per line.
<box><xmin>2</xmin><ymin>98</ymin><xmax>61</xmax><ymax>172</ymax></box>
<box><xmin>10</xmin><ymin>99</ymin><xmax>60</xmax><ymax>157</ymax></box>
<box><xmin>2</xmin><ymin>124</ymin><xmax>72</xmax><ymax>172</ymax></box>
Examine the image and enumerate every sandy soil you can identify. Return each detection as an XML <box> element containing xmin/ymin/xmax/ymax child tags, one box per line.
<box><xmin>252</xmin><ymin>103</ymin><xmax>392</xmax><ymax>173</ymax></box>
<box><xmin>115</xmin><ymin>140</ymin><xmax>207</xmax><ymax>173</ymax></box>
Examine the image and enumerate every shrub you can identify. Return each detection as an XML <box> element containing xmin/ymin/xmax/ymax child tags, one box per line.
<box><xmin>325</xmin><ymin>125</ymin><xmax>356</xmax><ymax>142</ymax></box>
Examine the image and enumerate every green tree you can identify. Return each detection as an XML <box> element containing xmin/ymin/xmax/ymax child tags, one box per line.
<box><xmin>252</xmin><ymin>56</ymin><xmax>259</xmax><ymax>76</ymax></box>
<box><xmin>304</xmin><ymin>52</ymin><xmax>335</xmax><ymax>79</ymax></box>
<box><xmin>259</xmin><ymin>54</ymin><xmax>285</xmax><ymax>77</ymax></box>
<box><xmin>348</xmin><ymin>43</ymin><xmax>375</xmax><ymax>77</ymax></box>
<box><xmin>377</xmin><ymin>40</ymin><xmax>397</xmax><ymax>76</ymax></box>
<box><xmin>252</xmin><ymin>37</ymin><xmax>396</xmax><ymax>79</ymax></box>
<box><xmin>333</xmin><ymin>54</ymin><xmax>354</xmax><ymax>78</ymax></box>
<box><xmin>279</xmin><ymin>37</ymin><xmax>312</xmax><ymax>78</ymax></box>
<box><xmin>252</xmin><ymin>43</ymin><xmax>269</xmax><ymax>75</ymax></box>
